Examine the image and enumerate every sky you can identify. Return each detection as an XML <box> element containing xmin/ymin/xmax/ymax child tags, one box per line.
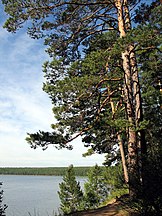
<box><xmin>0</xmin><ymin>3</ymin><xmax>105</xmax><ymax>167</ymax></box>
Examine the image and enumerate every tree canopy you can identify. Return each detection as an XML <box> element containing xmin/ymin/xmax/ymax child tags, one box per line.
<box><xmin>3</xmin><ymin>0</ymin><xmax>162</xmax><ymax>203</ymax></box>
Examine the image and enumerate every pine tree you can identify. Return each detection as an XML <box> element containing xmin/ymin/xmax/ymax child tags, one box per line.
<box><xmin>58</xmin><ymin>165</ymin><xmax>84</xmax><ymax>214</ymax></box>
<box><xmin>84</xmin><ymin>164</ymin><xmax>110</xmax><ymax>209</ymax></box>
<box><xmin>135</xmin><ymin>4</ymin><xmax>162</xmax><ymax>212</ymax></box>
<box><xmin>2</xmin><ymin>0</ymin><xmax>162</xmax><ymax>201</ymax></box>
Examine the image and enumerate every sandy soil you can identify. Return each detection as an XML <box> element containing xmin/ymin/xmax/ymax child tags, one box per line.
<box><xmin>68</xmin><ymin>199</ymin><xmax>129</xmax><ymax>216</ymax></box>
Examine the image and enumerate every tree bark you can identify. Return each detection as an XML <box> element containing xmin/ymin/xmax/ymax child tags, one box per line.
<box><xmin>109</xmin><ymin>98</ymin><xmax>129</xmax><ymax>184</ymax></box>
<box><xmin>123</xmin><ymin>0</ymin><xmax>147</xmax><ymax>192</ymax></box>
<box><xmin>115</xmin><ymin>0</ymin><xmax>140</xmax><ymax>198</ymax></box>
<box><xmin>117</xmin><ymin>133</ymin><xmax>129</xmax><ymax>184</ymax></box>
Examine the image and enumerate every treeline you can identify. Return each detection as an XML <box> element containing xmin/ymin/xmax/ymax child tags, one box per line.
<box><xmin>0</xmin><ymin>166</ymin><xmax>93</xmax><ymax>176</ymax></box>
<box><xmin>0</xmin><ymin>166</ymin><xmax>121</xmax><ymax>177</ymax></box>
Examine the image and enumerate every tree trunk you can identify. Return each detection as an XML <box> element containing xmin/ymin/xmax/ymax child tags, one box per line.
<box><xmin>123</xmin><ymin>0</ymin><xmax>147</xmax><ymax>192</ymax></box>
<box><xmin>129</xmin><ymin>47</ymin><xmax>147</xmax><ymax>197</ymax></box>
<box><xmin>117</xmin><ymin>133</ymin><xmax>129</xmax><ymax>184</ymax></box>
<box><xmin>109</xmin><ymin>99</ymin><xmax>129</xmax><ymax>184</ymax></box>
<box><xmin>115</xmin><ymin>0</ymin><xmax>140</xmax><ymax>198</ymax></box>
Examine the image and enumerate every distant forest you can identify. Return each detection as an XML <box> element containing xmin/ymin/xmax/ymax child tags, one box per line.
<box><xmin>0</xmin><ymin>167</ymin><xmax>93</xmax><ymax>176</ymax></box>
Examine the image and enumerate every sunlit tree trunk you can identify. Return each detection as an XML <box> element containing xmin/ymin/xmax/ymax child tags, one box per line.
<box><xmin>123</xmin><ymin>0</ymin><xmax>147</xmax><ymax>193</ymax></box>
<box><xmin>115</xmin><ymin>0</ymin><xmax>141</xmax><ymax>198</ymax></box>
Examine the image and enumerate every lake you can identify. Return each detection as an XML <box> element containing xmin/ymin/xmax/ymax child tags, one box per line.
<box><xmin>0</xmin><ymin>175</ymin><xmax>86</xmax><ymax>216</ymax></box>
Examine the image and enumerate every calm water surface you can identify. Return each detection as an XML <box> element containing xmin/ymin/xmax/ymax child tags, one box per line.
<box><xmin>0</xmin><ymin>175</ymin><xmax>86</xmax><ymax>216</ymax></box>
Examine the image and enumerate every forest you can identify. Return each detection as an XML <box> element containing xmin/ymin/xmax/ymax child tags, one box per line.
<box><xmin>0</xmin><ymin>166</ymin><xmax>91</xmax><ymax>176</ymax></box>
<box><xmin>1</xmin><ymin>0</ymin><xmax>162</xmax><ymax>215</ymax></box>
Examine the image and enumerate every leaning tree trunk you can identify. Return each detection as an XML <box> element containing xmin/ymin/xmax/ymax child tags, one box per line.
<box><xmin>109</xmin><ymin>98</ymin><xmax>129</xmax><ymax>184</ymax></box>
<box><xmin>115</xmin><ymin>0</ymin><xmax>141</xmax><ymax>198</ymax></box>
<box><xmin>117</xmin><ymin>132</ymin><xmax>129</xmax><ymax>184</ymax></box>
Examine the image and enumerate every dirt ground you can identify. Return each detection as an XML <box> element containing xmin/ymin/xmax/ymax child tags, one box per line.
<box><xmin>68</xmin><ymin>200</ymin><xmax>130</xmax><ymax>216</ymax></box>
<box><xmin>71</xmin><ymin>201</ymin><xmax>124</xmax><ymax>216</ymax></box>
<box><xmin>68</xmin><ymin>196</ymin><xmax>139</xmax><ymax>216</ymax></box>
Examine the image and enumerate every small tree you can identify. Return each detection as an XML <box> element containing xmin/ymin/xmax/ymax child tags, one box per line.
<box><xmin>58</xmin><ymin>165</ymin><xmax>84</xmax><ymax>215</ymax></box>
<box><xmin>84</xmin><ymin>164</ymin><xmax>110</xmax><ymax>209</ymax></box>
<box><xmin>0</xmin><ymin>182</ymin><xmax>7</xmax><ymax>216</ymax></box>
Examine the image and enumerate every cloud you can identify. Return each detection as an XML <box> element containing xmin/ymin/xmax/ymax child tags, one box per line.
<box><xmin>0</xmin><ymin>84</ymin><xmax>53</xmax><ymax>131</ymax></box>
<box><xmin>0</xmin><ymin>34</ymin><xmax>52</xmax><ymax>133</ymax></box>
<box><xmin>0</xmin><ymin>12</ymin><xmax>105</xmax><ymax>167</ymax></box>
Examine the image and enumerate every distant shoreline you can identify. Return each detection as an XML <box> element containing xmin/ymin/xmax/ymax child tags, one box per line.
<box><xmin>0</xmin><ymin>166</ymin><xmax>92</xmax><ymax>176</ymax></box>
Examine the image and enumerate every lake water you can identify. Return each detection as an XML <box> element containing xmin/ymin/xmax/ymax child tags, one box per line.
<box><xmin>0</xmin><ymin>175</ymin><xmax>86</xmax><ymax>216</ymax></box>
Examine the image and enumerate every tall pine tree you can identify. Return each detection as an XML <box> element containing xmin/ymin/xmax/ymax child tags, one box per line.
<box><xmin>2</xmin><ymin>0</ymin><xmax>162</xmax><ymax>201</ymax></box>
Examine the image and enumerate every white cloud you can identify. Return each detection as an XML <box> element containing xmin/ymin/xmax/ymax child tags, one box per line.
<box><xmin>0</xmin><ymin>10</ymin><xmax>105</xmax><ymax>167</ymax></box>
<box><xmin>0</xmin><ymin>85</ymin><xmax>53</xmax><ymax>130</ymax></box>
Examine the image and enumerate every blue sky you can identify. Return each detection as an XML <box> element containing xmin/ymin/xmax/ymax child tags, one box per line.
<box><xmin>0</xmin><ymin>3</ymin><xmax>105</xmax><ymax>167</ymax></box>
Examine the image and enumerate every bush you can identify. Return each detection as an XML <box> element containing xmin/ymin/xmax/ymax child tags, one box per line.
<box><xmin>0</xmin><ymin>182</ymin><xmax>7</xmax><ymax>216</ymax></box>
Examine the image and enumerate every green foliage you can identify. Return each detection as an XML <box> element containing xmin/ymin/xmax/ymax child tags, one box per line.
<box><xmin>0</xmin><ymin>167</ymin><xmax>90</xmax><ymax>176</ymax></box>
<box><xmin>58</xmin><ymin>165</ymin><xmax>84</xmax><ymax>214</ymax></box>
<box><xmin>27</xmin><ymin>29</ymin><xmax>126</xmax><ymax>166</ymax></box>
<box><xmin>0</xmin><ymin>183</ymin><xmax>7</xmax><ymax>216</ymax></box>
<box><xmin>134</xmin><ymin>5</ymin><xmax>162</xmax><ymax>214</ymax></box>
<box><xmin>2</xmin><ymin>0</ymin><xmax>162</xmax><ymax>211</ymax></box>
<box><xmin>57</xmin><ymin>164</ymin><xmax>128</xmax><ymax>213</ymax></box>
<box><xmin>84</xmin><ymin>164</ymin><xmax>110</xmax><ymax>209</ymax></box>
<box><xmin>102</xmin><ymin>164</ymin><xmax>128</xmax><ymax>204</ymax></box>
<box><xmin>103</xmin><ymin>164</ymin><xmax>125</xmax><ymax>189</ymax></box>
<box><xmin>2</xmin><ymin>0</ymin><xmax>125</xmax><ymax>154</ymax></box>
